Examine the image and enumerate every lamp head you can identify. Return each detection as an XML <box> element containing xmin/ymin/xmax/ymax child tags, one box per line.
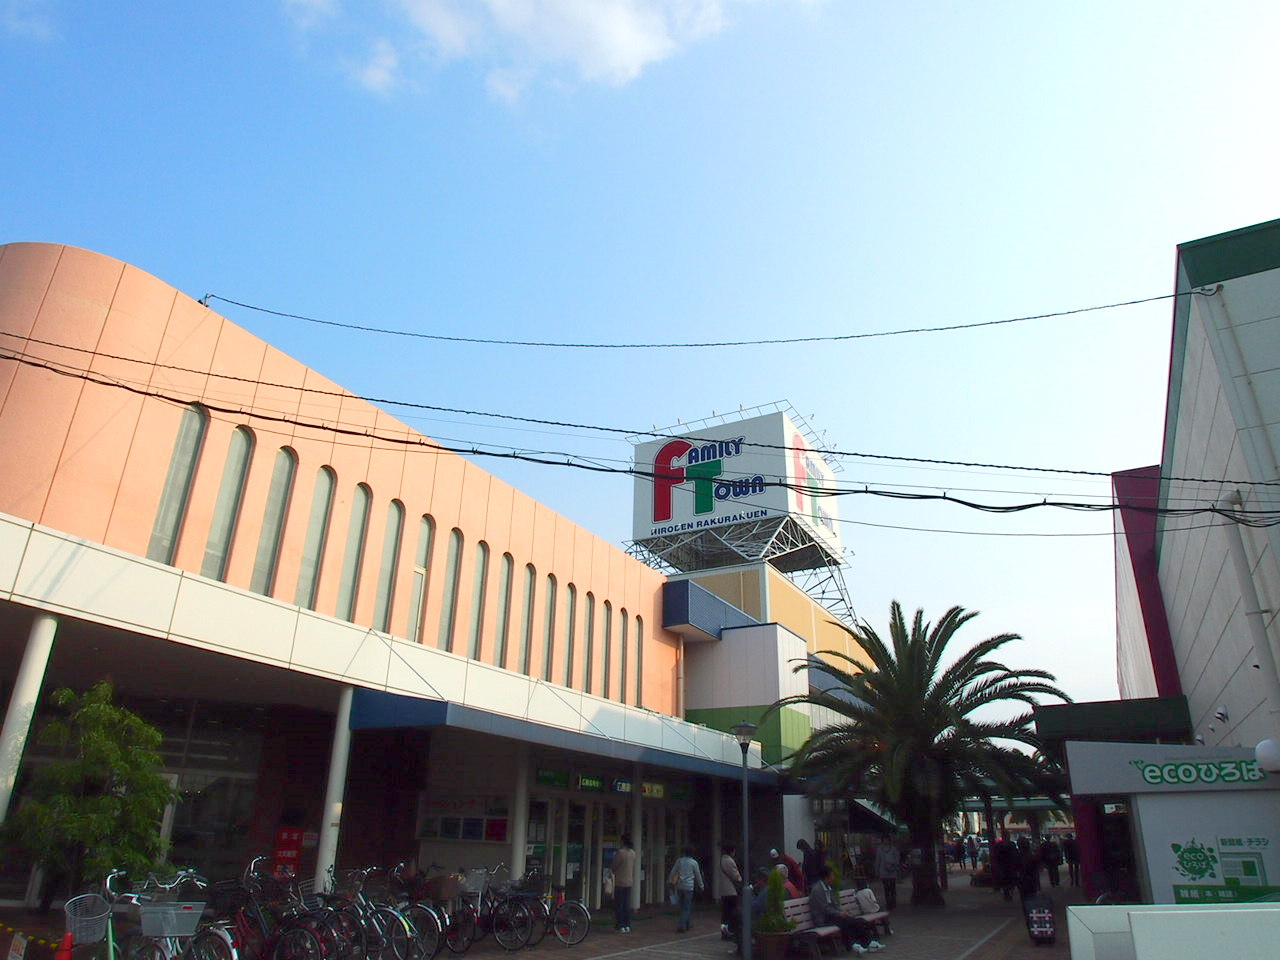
<box><xmin>731</xmin><ymin>720</ymin><xmax>758</xmax><ymax>749</ymax></box>
<box><xmin>1256</xmin><ymin>738</ymin><xmax>1280</xmax><ymax>773</ymax></box>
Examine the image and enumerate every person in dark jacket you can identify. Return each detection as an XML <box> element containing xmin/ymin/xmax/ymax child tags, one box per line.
<box><xmin>809</xmin><ymin>865</ymin><xmax>882</xmax><ymax>954</ymax></box>
<box><xmin>797</xmin><ymin>838</ymin><xmax>823</xmax><ymax>887</ymax></box>
<box><xmin>1039</xmin><ymin>837</ymin><xmax>1062</xmax><ymax>887</ymax></box>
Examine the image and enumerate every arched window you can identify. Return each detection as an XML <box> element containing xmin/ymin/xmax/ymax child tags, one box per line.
<box><xmin>563</xmin><ymin>584</ymin><xmax>577</xmax><ymax>688</ymax></box>
<box><xmin>541</xmin><ymin>575</ymin><xmax>558</xmax><ymax>681</ymax></box>
<box><xmin>295</xmin><ymin>466</ymin><xmax>336</xmax><ymax>610</ymax></box>
<box><xmin>438</xmin><ymin>528</ymin><xmax>464</xmax><ymax>652</ymax></box>
<box><xmin>619</xmin><ymin>608</ymin><xmax>629</xmax><ymax>705</ymax></box>
<box><xmin>147</xmin><ymin>403</ymin><xmax>208</xmax><ymax>564</ymax></box>
<box><xmin>583</xmin><ymin>592</ymin><xmax>595</xmax><ymax>695</ymax></box>
<box><xmin>467</xmin><ymin>540</ymin><xmax>490</xmax><ymax>659</ymax></box>
<box><xmin>202</xmin><ymin>425</ymin><xmax>253</xmax><ymax>580</ymax></box>
<box><xmin>519</xmin><ymin>564</ymin><xmax>536</xmax><ymax>675</ymax></box>
<box><xmin>406</xmin><ymin>515</ymin><xmax>436</xmax><ymax>642</ymax></box>
<box><xmin>495</xmin><ymin>553</ymin><xmax>514</xmax><ymax>668</ymax></box>
<box><xmin>250</xmin><ymin>447</ymin><xmax>297</xmax><ymax>595</ymax></box>
<box><xmin>336</xmin><ymin>483</ymin><xmax>372</xmax><ymax>620</ymax></box>
<box><xmin>373</xmin><ymin>500</ymin><xmax>405</xmax><ymax>632</ymax></box>
<box><xmin>634</xmin><ymin>615</ymin><xmax>644</xmax><ymax>705</ymax></box>
<box><xmin>602</xmin><ymin>600</ymin><xmax>613</xmax><ymax>700</ymax></box>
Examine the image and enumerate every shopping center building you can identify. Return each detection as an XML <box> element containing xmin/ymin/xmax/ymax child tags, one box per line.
<box><xmin>0</xmin><ymin>242</ymin><xmax>865</xmax><ymax>907</ymax></box>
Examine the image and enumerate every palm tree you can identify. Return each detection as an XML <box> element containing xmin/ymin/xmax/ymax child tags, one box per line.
<box><xmin>773</xmin><ymin>602</ymin><xmax>1071</xmax><ymax>907</ymax></box>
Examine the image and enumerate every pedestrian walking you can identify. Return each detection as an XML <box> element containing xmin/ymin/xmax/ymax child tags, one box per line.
<box><xmin>965</xmin><ymin>836</ymin><xmax>979</xmax><ymax>870</ymax></box>
<box><xmin>798</xmin><ymin>838</ymin><xmax>823</xmax><ymax>887</ymax></box>
<box><xmin>1062</xmin><ymin>834</ymin><xmax>1081</xmax><ymax>886</ymax></box>
<box><xmin>610</xmin><ymin>834</ymin><xmax>636</xmax><ymax>933</ymax></box>
<box><xmin>719</xmin><ymin>842</ymin><xmax>742</xmax><ymax>940</ymax></box>
<box><xmin>1039</xmin><ymin>836</ymin><xmax>1062</xmax><ymax>887</ymax></box>
<box><xmin>668</xmin><ymin>844</ymin><xmax>705</xmax><ymax>933</ymax></box>
<box><xmin>873</xmin><ymin>835</ymin><xmax>900</xmax><ymax>911</ymax></box>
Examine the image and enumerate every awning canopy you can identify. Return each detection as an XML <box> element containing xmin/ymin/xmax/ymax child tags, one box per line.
<box><xmin>350</xmin><ymin>687</ymin><xmax>781</xmax><ymax>785</ymax></box>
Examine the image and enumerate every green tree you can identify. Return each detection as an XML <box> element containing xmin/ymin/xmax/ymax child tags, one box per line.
<box><xmin>773</xmin><ymin>603</ymin><xmax>1070</xmax><ymax>907</ymax></box>
<box><xmin>5</xmin><ymin>681</ymin><xmax>173</xmax><ymax>908</ymax></box>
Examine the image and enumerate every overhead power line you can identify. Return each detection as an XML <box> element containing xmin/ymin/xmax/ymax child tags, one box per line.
<box><xmin>4</xmin><ymin>348</ymin><xmax>1280</xmax><ymax>529</ymax></box>
<box><xmin>2</xmin><ymin>328</ymin><xmax>1274</xmax><ymax>490</ymax></box>
<box><xmin>200</xmin><ymin>289</ymin><xmax>1213</xmax><ymax>350</ymax></box>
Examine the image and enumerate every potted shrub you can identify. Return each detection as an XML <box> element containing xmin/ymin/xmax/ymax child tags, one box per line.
<box><xmin>753</xmin><ymin>869</ymin><xmax>796</xmax><ymax>960</ymax></box>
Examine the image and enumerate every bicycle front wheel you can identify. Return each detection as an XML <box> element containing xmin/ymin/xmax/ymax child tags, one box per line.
<box><xmin>443</xmin><ymin>907</ymin><xmax>474</xmax><ymax>956</ymax></box>
<box><xmin>490</xmin><ymin>901</ymin><xmax>532</xmax><ymax>952</ymax></box>
<box><xmin>521</xmin><ymin>899</ymin><xmax>548</xmax><ymax>948</ymax></box>
<box><xmin>270</xmin><ymin>927</ymin><xmax>321</xmax><ymax>960</ymax></box>
<box><xmin>189</xmin><ymin>929</ymin><xmax>235</xmax><ymax>960</ymax></box>
<box><xmin>552</xmin><ymin>901</ymin><xmax>591</xmax><ymax>945</ymax></box>
<box><xmin>402</xmin><ymin>904</ymin><xmax>442</xmax><ymax>960</ymax></box>
<box><xmin>371</xmin><ymin>907</ymin><xmax>411</xmax><ymax>960</ymax></box>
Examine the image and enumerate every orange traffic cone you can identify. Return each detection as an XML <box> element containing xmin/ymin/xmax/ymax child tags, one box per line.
<box><xmin>54</xmin><ymin>933</ymin><xmax>74</xmax><ymax>960</ymax></box>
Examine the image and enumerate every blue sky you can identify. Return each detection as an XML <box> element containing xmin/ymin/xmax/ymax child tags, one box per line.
<box><xmin>5</xmin><ymin>0</ymin><xmax>1280</xmax><ymax>707</ymax></box>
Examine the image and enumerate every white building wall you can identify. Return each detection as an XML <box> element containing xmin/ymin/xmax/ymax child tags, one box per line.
<box><xmin>1158</xmin><ymin>270</ymin><xmax>1280</xmax><ymax>748</ymax></box>
<box><xmin>683</xmin><ymin>622</ymin><xmax>809</xmax><ymax>710</ymax></box>
<box><xmin>1115</xmin><ymin>524</ymin><xmax>1158</xmax><ymax>699</ymax></box>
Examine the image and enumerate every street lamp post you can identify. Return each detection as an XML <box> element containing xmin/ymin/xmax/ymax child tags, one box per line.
<box><xmin>732</xmin><ymin>721</ymin><xmax>758</xmax><ymax>960</ymax></box>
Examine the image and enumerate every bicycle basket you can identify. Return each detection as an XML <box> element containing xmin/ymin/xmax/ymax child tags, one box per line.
<box><xmin>460</xmin><ymin>869</ymin><xmax>488</xmax><ymax>896</ymax></box>
<box><xmin>65</xmin><ymin>894</ymin><xmax>111</xmax><ymax>944</ymax></box>
<box><xmin>140</xmin><ymin>901</ymin><xmax>206</xmax><ymax>937</ymax></box>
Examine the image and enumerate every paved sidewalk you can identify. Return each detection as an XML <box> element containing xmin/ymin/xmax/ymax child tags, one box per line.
<box><xmin>438</xmin><ymin>872</ymin><xmax>1083</xmax><ymax>960</ymax></box>
<box><xmin>1</xmin><ymin>872</ymin><xmax>1085</xmax><ymax>960</ymax></box>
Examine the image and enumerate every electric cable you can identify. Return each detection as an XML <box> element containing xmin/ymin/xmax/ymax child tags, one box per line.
<box><xmin>7</xmin><ymin>349</ymin><xmax>1278</xmax><ymax>527</ymax></box>
<box><xmin>2</xmin><ymin>329</ymin><xmax>1274</xmax><ymax>490</ymax></box>
<box><xmin>200</xmin><ymin>289</ymin><xmax>1214</xmax><ymax>350</ymax></box>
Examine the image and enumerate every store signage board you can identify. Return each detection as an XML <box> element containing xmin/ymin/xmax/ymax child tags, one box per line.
<box><xmin>1134</xmin><ymin>790</ymin><xmax>1280</xmax><ymax>903</ymax></box>
<box><xmin>631</xmin><ymin>411</ymin><xmax>841</xmax><ymax>556</ymax></box>
<box><xmin>1065</xmin><ymin>741</ymin><xmax>1272</xmax><ymax>795</ymax></box>
<box><xmin>576</xmin><ymin>774</ymin><xmax>604</xmax><ymax>792</ymax></box>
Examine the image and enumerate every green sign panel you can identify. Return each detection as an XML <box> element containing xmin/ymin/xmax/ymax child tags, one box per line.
<box><xmin>576</xmin><ymin>774</ymin><xmax>604</xmax><ymax>792</ymax></box>
<box><xmin>536</xmin><ymin>768</ymin><xmax>570</xmax><ymax>788</ymax></box>
<box><xmin>1132</xmin><ymin>758</ymin><xmax>1266</xmax><ymax>787</ymax></box>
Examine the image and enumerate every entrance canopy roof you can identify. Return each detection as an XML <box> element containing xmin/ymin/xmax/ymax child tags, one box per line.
<box><xmin>351</xmin><ymin>687</ymin><xmax>779</xmax><ymax>784</ymax></box>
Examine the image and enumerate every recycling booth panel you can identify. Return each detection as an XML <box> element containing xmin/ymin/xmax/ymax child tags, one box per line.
<box><xmin>1065</xmin><ymin>740</ymin><xmax>1280</xmax><ymax>904</ymax></box>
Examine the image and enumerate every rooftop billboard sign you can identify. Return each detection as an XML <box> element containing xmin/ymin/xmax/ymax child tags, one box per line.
<box><xmin>631</xmin><ymin>411</ymin><xmax>841</xmax><ymax>558</ymax></box>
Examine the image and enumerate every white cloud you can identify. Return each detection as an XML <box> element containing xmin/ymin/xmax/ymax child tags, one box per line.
<box><xmin>284</xmin><ymin>0</ymin><xmax>340</xmax><ymax>29</ymax></box>
<box><xmin>3</xmin><ymin>0</ymin><xmax>57</xmax><ymax>39</ymax></box>
<box><xmin>286</xmin><ymin>0</ymin><xmax>764</xmax><ymax>98</ymax></box>
<box><xmin>352</xmin><ymin>37</ymin><xmax>400</xmax><ymax>93</ymax></box>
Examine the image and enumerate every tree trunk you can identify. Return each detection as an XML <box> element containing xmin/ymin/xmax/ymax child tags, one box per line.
<box><xmin>909</xmin><ymin>823</ymin><xmax>945</xmax><ymax>907</ymax></box>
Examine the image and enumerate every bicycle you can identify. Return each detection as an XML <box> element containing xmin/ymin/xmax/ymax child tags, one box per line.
<box><xmin>504</xmin><ymin>871</ymin><xmax>591</xmax><ymax>947</ymax></box>
<box><xmin>452</xmin><ymin>864</ymin><xmax>533</xmax><ymax>953</ymax></box>
<box><xmin>121</xmin><ymin>869</ymin><xmax>234</xmax><ymax>960</ymax></box>
<box><xmin>324</xmin><ymin>866</ymin><xmax>413</xmax><ymax>960</ymax></box>
<box><xmin>234</xmin><ymin>857</ymin><xmax>329</xmax><ymax>960</ymax></box>
<box><xmin>389</xmin><ymin>862</ymin><xmax>444</xmax><ymax>960</ymax></box>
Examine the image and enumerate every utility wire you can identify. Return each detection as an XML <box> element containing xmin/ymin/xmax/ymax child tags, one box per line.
<box><xmin>4</xmin><ymin>348</ymin><xmax>1280</xmax><ymax>528</ymax></box>
<box><xmin>200</xmin><ymin>289</ymin><xmax>1213</xmax><ymax>350</ymax></box>
<box><xmin>2</xmin><ymin>329</ymin><xmax>1274</xmax><ymax>490</ymax></box>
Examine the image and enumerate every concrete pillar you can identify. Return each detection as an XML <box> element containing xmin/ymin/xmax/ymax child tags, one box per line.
<box><xmin>556</xmin><ymin>797</ymin><xmax>570</xmax><ymax>887</ymax></box>
<box><xmin>711</xmin><ymin>779</ymin><xmax>723</xmax><ymax>897</ymax></box>
<box><xmin>0</xmin><ymin>613</ymin><xmax>58</xmax><ymax>823</ymax></box>
<box><xmin>630</xmin><ymin>762</ymin><xmax>643</xmax><ymax>908</ymax></box>
<box><xmin>510</xmin><ymin>745</ymin><xmax>530</xmax><ymax>879</ymax></box>
<box><xmin>583</xmin><ymin>801</ymin><xmax>595</xmax><ymax>907</ymax></box>
<box><xmin>314</xmin><ymin>685</ymin><xmax>354</xmax><ymax>887</ymax></box>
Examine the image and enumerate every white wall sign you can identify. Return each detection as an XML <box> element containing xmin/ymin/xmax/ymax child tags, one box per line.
<box><xmin>1134</xmin><ymin>790</ymin><xmax>1280</xmax><ymax>903</ymax></box>
<box><xmin>1065</xmin><ymin>741</ymin><xmax>1272</xmax><ymax>795</ymax></box>
<box><xmin>631</xmin><ymin>411</ymin><xmax>841</xmax><ymax>554</ymax></box>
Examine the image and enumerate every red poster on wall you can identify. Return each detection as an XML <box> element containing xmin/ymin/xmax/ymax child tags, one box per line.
<box><xmin>273</xmin><ymin>827</ymin><xmax>303</xmax><ymax>877</ymax></box>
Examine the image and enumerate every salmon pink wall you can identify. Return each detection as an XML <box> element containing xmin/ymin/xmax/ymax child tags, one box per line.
<box><xmin>0</xmin><ymin>242</ymin><xmax>678</xmax><ymax>715</ymax></box>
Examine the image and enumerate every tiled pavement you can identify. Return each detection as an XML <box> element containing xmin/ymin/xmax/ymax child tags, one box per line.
<box><xmin>2</xmin><ymin>870</ymin><xmax>1084</xmax><ymax>960</ymax></box>
<box><xmin>438</xmin><ymin>870</ymin><xmax>1082</xmax><ymax>960</ymax></box>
